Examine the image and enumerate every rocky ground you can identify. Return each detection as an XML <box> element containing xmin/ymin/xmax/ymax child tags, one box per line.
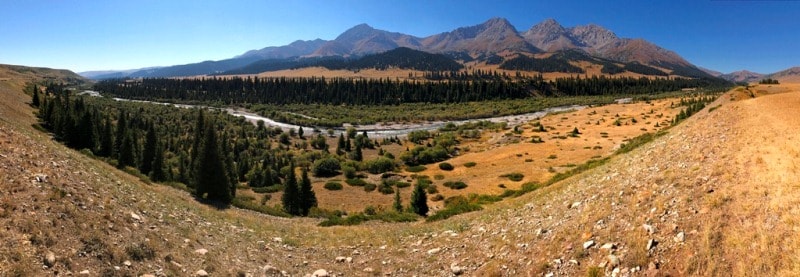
<box><xmin>2</xmin><ymin>81</ymin><xmax>800</xmax><ymax>276</ymax></box>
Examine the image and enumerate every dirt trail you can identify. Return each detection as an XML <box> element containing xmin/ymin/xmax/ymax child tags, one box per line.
<box><xmin>3</xmin><ymin>81</ymin><xmax>800</xmax><ymax>276</ymax></box>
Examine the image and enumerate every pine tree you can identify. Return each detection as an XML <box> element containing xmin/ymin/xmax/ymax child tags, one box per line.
<box><xmin>140</xmin><ymin>123</ymin><xmax>157</xmax><ymax>175</ymax></box>
<box><xmin>193</xmin><ymin>121</ymin><xmax>232</xmax><ymax>205</ymax></box>
<box><xmin>282</xmin><ymin>163</ymin><xmax>300</xmax><ymax>215</ymax></box>
<box><xmin>393</xmin><ymin>188</ymin><xmax>403</xmax><ymax>212</ymax></box>
<box><xmin>190</xmin><ymin>109</ymin><xmax>205</xmax><ymax>170</ymax></box>
<box><xmin>298</xmin><ymin>167</ymin><xmax>317</xmax><ymax>216</ymax></box>
<box><xmin>31</xmin><ymin>86</ymin><xmax>40</xmax><ymax>107</ymax></box>
<box><xmin>336</xmin><ymin>133</ymin><xmax>346</xmax><ymax>155</ymax></box>
<box><xmin>149</xmin><ymin>143</ymin><xmax>167</xmax><ymax>182</ymax></box>
<box><xmin>298</xmin><ymin>127</ymin><xmax>304</xmax><ymax>139</ymax></box>
<box><xmin>98</xmin><ymin>119</ymin><xmax>113</xmax><ymax>157</ymax></box>
<box><xmin>410</xmin><ymin>181</ymin><xmax>428</xmax><ymax>216</ymax></box>
<box><xmin>350</xmin><ymin>143</ymin><xmax>363</xmax><ymax>161</ymax></box>
<box><xmin>114</xmin><ymin>110</ymin><xmax>127</xmax><ymax>156</ymax></box>
<box><xmin>117</xmin><ymin>131</ymin><xmax>135</xmax><ymax>169</ymax></box>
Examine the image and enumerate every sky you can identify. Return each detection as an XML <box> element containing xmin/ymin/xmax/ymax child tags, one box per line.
<box><xmin>1</xmin><ymin>0</ymin><xmax>799</xmax><ymax>74</ymax></box>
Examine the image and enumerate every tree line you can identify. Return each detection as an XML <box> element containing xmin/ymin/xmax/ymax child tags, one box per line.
<box><xmin>95</xmin><ymin>75</ymin><xmax>730</xmax><ymax>108</ymax></box>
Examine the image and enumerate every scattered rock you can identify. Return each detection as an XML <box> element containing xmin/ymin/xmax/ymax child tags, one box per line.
<box><xmin>607</xmin><ymin>254</ymin><xmax>620</xmax><ymax>268</ymax></box>
<box><xmin>674</xmin><ymin>232</ymin><xmax>685</xmax><ymax>243</ymax></box>
<box><xmin>273</xmin><ymin>237</ymin><xmax>283</xmax><ymax>243</ymax></box>
<box><xmin>123</xmin><ymin>260</ymin><xmax>132</xmax><ymax>267</ymax></box>
<box><xmin>263</xmin><ymin>265</ymin><xmax>281</xmax><ymax>276</ymax></box>
<box><xmin>171</xmin><ymin>261</ymin><xmax>183</xmax><ymax>268</ymax></box>
<box><xmin>569</xmin><ymin>259</ymin><xmax>580</xmax><ymax>266</ymax></box>
<box><xmin>648</xmin><ymin>261</ymin><xmax>659</xmax><ymax>270</ymax></box>
<box><xmin>34</xmin><ymin>174</ymin><xmax>47</xmax><ymax>183</ymax></box>
<box><xmin>335</xmin><ymin>256</ymin><xmax>346</xmax><ymax>263</ymax></box>
<box><xmin>44</xmin><ymin>251</ymin><xmax>56</xmax><ymax>267</ymax></box>
<box><xmin>195</xmin><ymin>269</ymin><xmax>209</xmax><ymax>276</ymax></box>
<box><xmin>345</xmin><ymin>257</ymin><xmax>353</xmax><ymax>263</ymax></box>
<box><xmin>450</xmin><ymin>263</ymin><xmax>464</xmax><ymax>275</ymax></box>
<box><xmin>79</xmin><ymin>270</ymin><xmax>90</xmax><ymax>275</ymax></box>
<box><xmin>194</xmin><ymin>248</ymin><xmax>208</xmax><ymax>255</ymax></box>
<box><xmin>312</xmin><ymin>269</ymin><xmax>329</xmax><ymax>277</ymax></box>
<box><xmin>130</xmin><ymin>212</ymin><xmax>141</xmax><ymax>221</ymax></box>
<box><xmin>643</xmin><ymin>224</ymin><xmax>655</xmax><ymax>234</ymax></box>
<box><xmin>646</xmin><ymin>239</ymin><xmax>658</xmax><ymax>250</ymax></box>
<box><xmin>427</xmin><ymin>247</ymin><xmax>441</xmax><ymax>255</ymax></box>
<box><xmin>569</xmin><ymin>201</ymin><xmax>582</xmax><ymax>209</ymax></box>
<box><xmin>363</xmin><ymin>267</ymin><xmax>374</xmax><ymax>272</ymax></box>
<box><xmin>600</xmin><ymin>243</ymin><xmax>616</xmax><ymax>251</ymax></box>
<box><xmin>583</xmin><ymin>240</ymin><xmax>595</xmax><ymax>249</ymax></box>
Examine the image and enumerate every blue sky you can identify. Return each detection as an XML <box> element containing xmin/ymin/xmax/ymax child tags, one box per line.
<box><xmin>1</xmin><ymin>0</ymin><xmax>799</xmax><ymax>74</ymax></box>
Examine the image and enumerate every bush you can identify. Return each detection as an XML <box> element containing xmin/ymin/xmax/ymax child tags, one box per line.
<box><xmin>443</xmin><ymin>181</ymin><xmax>468</xmax><ymax>190</ymax></box>
<box><xmin>427</xmin><ymin>195</ymin><xmax>482</xmax><ymax>222</ymax></box>
<box><xmin>363</xmin><ymin>157</ymin><xmax>395</xmax><ymax>174</ymax></box>
<box><xmin>430</xmin><ymin>194</ymin><xmax>444</xmax><ymax>201</ymax></box>
<box><xmin>342</xmin><ymin>166</ymin><xmax>357</xmax><ymax>179</ymax></box>
<box><xmin>406</xmin><ymin>165</ymin><xmax>427</xmax><ymax>172</ymax></box>
<box><xmin>345</xmin><ymin>178</ymin><xmax>367</xmax><ymax>186</ymax></box>
<box><xmin>438</xmin><ymin>162</ymin><xmax>454</xmax><ymax>171</ymax></box>
<box><xmin>252</xmin><ymin>185</ymin><xmax>282</xmax><ymax>193</ymax></box>
<box><xmin>433</xmin><ymin>174</ymin><xmax>445</xmax><ymax>180</ymax></box>
<box><xmin>463</xmin><ymin>162</ymin><xmax>477</xmax><ymax>168</ymax></box>
<box><xmin>378</xmin><ymin>181</ymin><xmax>395</xmax><ymax>194</ymax></box>
<box><xmin>500</xmin><ymin>172</ymin><xmax>524</xmax><ymax>182</ymax></box>
<box><xmin>426</xmin><ymin>184</ymin><xmax>438</xmax><ymax>194</ymax></box>
<box><xmin>323</xmin><ymin>181</ymin><xmax>343</xmax><ymax>190</ymax></box>
<box><xmin>363</xmin><ymin>182</ymin><xmax>377</xmax><ymax>192</ymax></box>
<box><xmin>312</xmin><ymin>157</ymin><xmax>341</xmax><ymax>177</ymax></box>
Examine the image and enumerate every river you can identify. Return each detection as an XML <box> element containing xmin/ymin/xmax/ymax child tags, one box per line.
<box><xmin>112</xmin><ymin>97</ymin><xmax>587</xmax><ymax>138</ymax></box>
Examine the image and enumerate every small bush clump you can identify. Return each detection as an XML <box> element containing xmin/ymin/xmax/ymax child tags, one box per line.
<box><xmin>323</xmin><ymin>181</ymin><xmax>343</xmax><ymax>190</ymax></box>
<box><xmin>443</xmin><ymin>181</ymin><xmax>468</xmax><ymax>190</ymax></box>
<box><xmin>500</xmin><ymin>172</ymin><xmax>524</xmax><ymax>182</ymax></box>
<box><xmin>406</xmin><ymin>165</ymin><xmax>427</xmax><ymax>172</ymax></box>
<box><xmin>438</xmin><ymin>162</ymin><xmax>454</xmax><ymax>171</ymax></box>
<box><xmin>463</xmin><ymin>162</ymin><xmax>477</xmax><ymax>168</ymax></box>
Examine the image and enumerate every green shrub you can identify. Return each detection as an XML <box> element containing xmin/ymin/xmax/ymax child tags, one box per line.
<box><xmin>438</xmin><ymin>162</ymin><xmax>454</xmax><ymax>171</ymax></box>
<box><xmin>342</xmin><ymin>166</ymin><xmax>357</xmax><ymax>179</ymax></box>
<box><xmin>363</xmin><ymin>182</ymin><xmax>377</xmax><ymax>192</ymax></box>
<box><xmin>252</xmin><ymin>185</ymin><xmax>282</xmax><ymax>193</ymax></box>
<box><xmin>443</xmin><ymin>181</ymin><xmax>468</xmax><ymax>190</ymax></box>
<box><xmin>323</xmin><ymin>181</ymin><xmax>343</xmax><ymax>190</ymax></box>
<box><xmin>312</xmin><ymin>157</ymin><xmax>341</xmax><ymax>177</ymax></box>
<box><xmin>378</xmin><ymin>181</ymin><xmax>395</xmax><ymax>194</ymax></box>
<box><xmin>430</xmin><ymin>194</ymin><xmax>444</xmax><ymax>201</ymax></box>
<box><xmin>425</xmin><ymin>184</ymin><xmax>438</xmax><ymax>194</ymax></box>
<box><xmin>363</xmin><ymin>157</ymin><xmax>395</xmax><ymax>174</ymax></box>
<box><xmin>345</xmin><ymin>178</ymin><xmax>367</xmax><ymax>186</ymax></box>
<box><xmin>427</xmin><ymin>195</ymin><xmax>482</xmax><ymax>222</ymax></box>
<box><xmin>232</xmin><ymin>196</ymin><xmax>290</xmax><ymax>217</ymax></box>
<box><xmin>500</xmin><ymin>172</ymin><xmax>524</xmax><ymax>182</ymax></box>
<box><xmin>433</xmin><ymin>174</ymin><xmax>445</xmax><ymax>180</ymax></box>
<box><xmin>406</xmin><ymin>165</ymin><xmax>427</xmax><ymax>172</ymax></box>
<box><xmin>463</xmin><ymin>162</ymin><xmax>477</xmax><ymax>168</ymax></box>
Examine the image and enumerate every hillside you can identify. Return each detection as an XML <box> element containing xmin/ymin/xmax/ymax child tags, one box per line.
<box><xmin>2</xmin><ymin>68</ymin><xmax>798</xmax><ymax>275</ymax></box>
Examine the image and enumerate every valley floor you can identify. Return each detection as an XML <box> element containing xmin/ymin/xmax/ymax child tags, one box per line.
<box><xmin>2</xmin><ymin>82</ymin><xmax>800</xmax><ymax>276</ymax></box>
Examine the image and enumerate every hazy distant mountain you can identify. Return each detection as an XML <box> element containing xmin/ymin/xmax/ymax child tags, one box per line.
<box><xmin>238</xmin><ymin>39</ymin><xmax>328</xmax><ymax>59</ymax></box>
<box><xmin>421</xmin><ymin>17</ymin><xmax>538</xmax><ymax>54</ymax></box>
<box><xmin>79</xmin><ymin>67</ymin><xmax>162</xmax><ymax>80</ymax></box>
<box><xmin>768</xmin><ymin>67</ymin><xmax>800</xmax><ymax>82</ymax></box>
<box><xmin>720</xmin><ymin>70</ymin><xmax>765</xmax><ymax>83</ymax></box>
<box><xmin>310</xmin><ymin>24</ymin><xmax>422</xmax><ymax>56</ymax></box>
<box><xmin>105</xmin><ymin>17</ymin><xmax>723</xmax><ymax>79</ymax></box>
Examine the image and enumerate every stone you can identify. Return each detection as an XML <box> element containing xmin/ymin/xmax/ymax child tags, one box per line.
<box><xmin>642</xmin><ymin>222</ymin><xmax>657</xmax><ymax>233</ymax></box>
<box><xmin>123</xmin><ymin>260</ymin><xmax>132</xmax><ymax>267</ymax></box>
<box><xmin>194</xmin><ymin>248</ymin><xmax>208</xmax><ymax>255</ymax></box>
<box><xmin>272</xmin><ymin>237</ymin><xmax>283</xmax><ymax>243</ymax></box>
<box><xmin>312</xmin><ymin>269</ymin><xmax>329</xmax><ymax>277</ymax></box>
<box><xmin>363</xmin><ymin>267</ymin><xmax>374</xmax><ymax>272</ymax></box>
<box><xmin>569</xmin><ymin>259</ymin><xmax>580</xmax><ymax>266</ymax></box>
<box><xmin>600</xmin><ymin>243</ymin><xmax>616</xmax><ymax>251</ymax></box>
<box><xmin>648</xmin><ymin>261</ymin><xmax>659</xmax><ymax>270</ymax></box>
<box><xmin>674</xmin><ymin>232</ymin><xmax>685</xmax><ymax>243</ymax></box>
<box><xmin>569</xmin><ymin>201</ymin><xmax>582</xmax><ymax>209</ymax></box>
<box><xmin>427</xmin><ymin>247</ymin><xmax>441</xmax><ymax>255</ymax></box>
<box><xmin>130</xmin><ymin>212</ymin><xmax>141</xmax><ymax>221</ymax></box>
<box><xmin>171</xmin><ymin>261</ymin><xmax>183</xmax><ymax>268</ymax></box>
<box><xmin>44</xmin><ymin>251</ymin><xmax>56</xmax><ymax>267</ymax></box>
<box><xmin>450</xmin><ymin>263</ymin><xmax>464</xmax><ymax>275</ymax></box>
<box><xmin>79</xmin><ymin>270</ymin><xmax>90</xmax><ymax>275</ymax></box>
<box><xmin>335</xmin><ymin>256</ymin><xmax>346</xmax><ymax>263</ymax></box>
<box><xmin>263</xmin><ymin>265</ymin><xmax>281</xmax><ymax>276</ymax></box>
<box><xmin>607</xmin><ymin>254</ymin><xmax>620</xmax><ymax>268</ymax></box>
<box><xmin>345</xmin><ymin>257</ymin><xmax>353</xmax><ymax>263</ymax></box>
<box><xmin>195</xmin><ymin>269</ymin><xmax>209</xmax><ymax>276</ymax></box>
<box><xmin>646</xmin><ymin>239</ymin><xmax>658</xmax><ymax>250</ymax></box>
<box><xmin>583</xmin><ymin>240</ymin><xmax>595</xmax><ymax>249</ymax></box>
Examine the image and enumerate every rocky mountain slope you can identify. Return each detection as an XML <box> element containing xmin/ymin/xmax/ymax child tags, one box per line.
<box><xmin>4</xmin><ymin>67</ymin><xmax>799</xmax><ymax>276</ymax></box>
<box><xmin>85</xmin><ymin>18</ymin><xmax>717</xmax><ymax>79</ymax></box>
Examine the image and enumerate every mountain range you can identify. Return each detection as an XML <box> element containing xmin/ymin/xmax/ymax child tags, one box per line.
<box><xmin>78</xmin><ymin>17</ymin><xmax>791</xmax><ymax>81</ymax></box>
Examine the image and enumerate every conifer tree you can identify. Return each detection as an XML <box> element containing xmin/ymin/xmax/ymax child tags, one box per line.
<box><xmin>410</xmin><ymin>181</ymin><xmax>429</xmax><ymax>216</ymax></box>
<box><xmin>393</xmin><ymin>188</ymin><xmax>403</xmax><ymax>212</ymax></box>
<box><xmin>98</xmin><ymin>119</ymin><xmax>113</xmax><ymax>157</ymax></box>
<box><xmin>114</xmin><ymin>110</ymin><xmax>127</xmax><ymax>158</ymax></box>
<box><xmin>149</xmin><ymin>143</ymin><xmax>167</xmax><ymax>182</ymax></box>
<box><xmin>140</xmin><ymin>123</ymin><xmax>157</xmax><ymax>175</ymax></box>
<box><xmin>117</xmin><ymin>131</ymin><xmax>135</xmax><ymax>169</ymax></box>
<box><xmin>282</xmin><ymin>162</ymin><xmax>300</xmax><ymax>215</ymax></box>
<box><xmin>31</xmin><ymin>85</ymin><xmax>40</xmax><ymax>107</ymax></box>
<box><xmin>336</xmin><ymin>133</ymin><xmax>346</xmax><ymax>155</ymax></box>
<box><xmin>193</xmin><ymin>121</ymin><xmax>232</xmax><ymax>205</ymax></box>
<box><xmin>298</xmin><ymin>167</ymin><xmax>317</xmax><ymax>216</ymax></box>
